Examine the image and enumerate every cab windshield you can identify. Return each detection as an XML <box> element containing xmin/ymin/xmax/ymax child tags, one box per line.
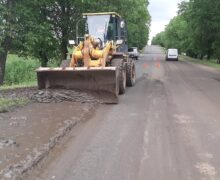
<box><xmin>87</xmin><ymin>15</ymin><xmax>111</xmax><ymax>42</ymax></box>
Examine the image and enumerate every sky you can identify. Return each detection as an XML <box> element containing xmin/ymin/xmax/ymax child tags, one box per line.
<box><xmin>148</xmin><ymin>0</ymin><xmax>182</xmax><ymax>44</ymax></box>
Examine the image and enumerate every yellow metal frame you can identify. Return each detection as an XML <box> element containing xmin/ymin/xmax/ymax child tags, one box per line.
<box><xmin>69</xmin><ymin>12</ymin><xmax>122</xmax><ymax>68</ymax></box>
<box><xmin>69</xmin><ymin>35</ymin><xmax>117</xmax><ymax>68</ymax></box>
<box><xmin>83</xmin><ymin>12</ymin><xmax>121</xmax><ymax>18</ymax></box>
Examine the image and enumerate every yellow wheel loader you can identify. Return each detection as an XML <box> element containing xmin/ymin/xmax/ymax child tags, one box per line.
<box><xmin>36</xmin><ymin>12</ymin><xmax>136</xmax><ymax>103</ymax></box>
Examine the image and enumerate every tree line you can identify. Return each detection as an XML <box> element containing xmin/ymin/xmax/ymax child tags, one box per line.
<box><xmin>0</xmin><ymin>0</ymin><xmax>151</xmax><ymax>85</ymax></box>
<box><xmin>152</xmin><ymin>0</ymin><xmax>220</xmax><ymax>62</ymax></box>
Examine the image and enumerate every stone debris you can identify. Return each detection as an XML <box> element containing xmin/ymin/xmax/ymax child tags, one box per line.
<box><xmin>1</xmin><ymin>87</ymin><xmax>103</xmax><ymax>105</ymax></box>
<box><xmin>9</xmin><ymin>122</ymin><xmax>20</xmax><ymax>127</ymax></box>
<box><xmin>30</xmin><ymin>89</ymin><xmax>100</xmax><ymax>103</ymax></box>
<box><xmin>0</xmin><ymin>139</ymin><xmax>17</xmax><ymax>149</ymax></box>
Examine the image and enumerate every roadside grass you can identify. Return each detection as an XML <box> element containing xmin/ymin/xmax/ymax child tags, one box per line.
<box><xmin>180</xmin><ymin>55</ymin><xmax>220</xmax><ymax>69</ymax></box>
<box><xmin>3</xmin><ymin>54</ymin><xmax>59</xmax><ymax>89</ymax></box>
<box><xmin>0</xmin><ymin>81</ymin><xmax>37</xmax><ymax>90</ymax></box>
<box><xmin>0</xmin><ymin>97</ymin><xmax>30</xmax><ymax>113</ymax></box>
<box><xmin>4</xmin><ymin>54</ymin><xmax>40</xmax><ymax>86</ymax></box>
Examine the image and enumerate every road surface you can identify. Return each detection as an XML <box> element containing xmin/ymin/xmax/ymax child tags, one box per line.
<box><xmin>31</xmin><ymin>46</ymin><xmax>220</xmax><ymax>180</ymax></box>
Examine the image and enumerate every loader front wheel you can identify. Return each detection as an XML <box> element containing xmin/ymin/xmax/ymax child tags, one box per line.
<box><xmin>126</xmin><ymin>60</ymin><xmax>136</xmax><ymax>87</ymax></box>
<box><xmin>111</xmin><ymin>59</ymin><xmax>126</xmax><ymax>94</ymax></box>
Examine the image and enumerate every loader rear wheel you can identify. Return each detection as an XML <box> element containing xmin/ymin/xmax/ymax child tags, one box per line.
<box><xmin>126</xmin><ymin>60</ymin><xmax>136</xmax><ymax>87</ymax></box>
<box><xmin>111</xmin><ymin>58</ymin><xmax>126</xmax><ymax>94</ymax></box>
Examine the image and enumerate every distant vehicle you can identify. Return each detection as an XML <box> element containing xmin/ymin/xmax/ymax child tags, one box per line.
<box><xmin>128</xmin><ymin>47</ymin><xmax>139</xmax><ymax>60</ymax></box>
<box><xmin>166</xmin><ymin>49</ymin><xmax>178</xmax><ymax>61</ymax></box>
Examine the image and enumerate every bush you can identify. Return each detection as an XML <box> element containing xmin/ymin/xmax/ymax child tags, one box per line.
<box><xmin>4</xmin><ymin>55</ymin><xmax>40</xmax><ymax>85</ymax></box>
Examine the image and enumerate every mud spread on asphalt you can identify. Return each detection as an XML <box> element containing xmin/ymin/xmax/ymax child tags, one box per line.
<box><xmin>31</xmin><ymin>89</ymin><xmax>101</xmax><ymax>103</ymax></box>
<box><xmin>1</xmin><ymin>87</ymin><xmax>102</xmax><ymax>104</ymax></box>
<box><xmin>0</xmin><ymin>87</ymin><xmax>99</xmax><ymax>179</ymax></box>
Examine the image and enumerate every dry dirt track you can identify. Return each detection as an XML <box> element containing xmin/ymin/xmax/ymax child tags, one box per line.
<box><xmin>30</xmin><ymin>46</ymin><xmax>220</xmax><ymax>180</ymax></box>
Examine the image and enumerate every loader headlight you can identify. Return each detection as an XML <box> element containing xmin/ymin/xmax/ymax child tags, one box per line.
<box><xmin>95</xmin><ymin>38</ymin><xmax>101</xmax><ymax>45</ymax></box>
<box><xmin>94</xmin><ymin>38</ymin><xmax>103</xmax><ymax>48</ymax></box>
<box><xmin>120</xmin><ymin>21</ymin><xmax>125</xmax><ymax>28</ymax></box>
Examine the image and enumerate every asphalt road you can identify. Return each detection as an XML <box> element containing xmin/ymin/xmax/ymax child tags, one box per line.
<box><xmin>34</xmin><ymin>46</ymin><xmax>220</xmax><ymax>180</ymax></box>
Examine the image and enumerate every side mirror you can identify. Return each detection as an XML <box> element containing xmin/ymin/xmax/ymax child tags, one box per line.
<box><xmin>120</xmin><ymin>21</ymin><xmax>125</xmax><ymax>28</ymax></box>
<box><xmin>69</xmin><ymin>40</ymin><xmax>75</xmax><ymax>45</ymax></box>
<box><xmin>116</xmin><ymin>39</ymin><xmax>123</xmax><ymax>45</ymax></box>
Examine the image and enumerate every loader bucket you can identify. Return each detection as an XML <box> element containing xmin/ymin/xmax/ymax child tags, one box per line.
<box><xmin>36</xmin><ymin>67</ymin><xmax>119</xmax><ymax>104</ymax></box>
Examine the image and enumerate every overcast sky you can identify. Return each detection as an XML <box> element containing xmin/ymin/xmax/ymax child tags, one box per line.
<box><xmin>148</xmin><ymin>0</ymin><xmax>182</xmax><ymax>44</ymax></box>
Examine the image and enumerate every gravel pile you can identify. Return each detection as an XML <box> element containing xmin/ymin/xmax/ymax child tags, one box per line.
<box><xmin>1</xmin><ymin>87</ymin><xmax>102</xmax><ymax>104</ymax></box>
<box><xmin>30</xmin><ymin>89</ymin><xmax>100</xmax><ymax>103</ymax></box>
<box><xmin>0</xmin><ymin>139</ymin><xmax>17</xmax><ymax>149</ymax></box>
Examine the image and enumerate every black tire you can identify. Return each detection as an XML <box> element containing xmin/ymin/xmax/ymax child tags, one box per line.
<box><xmin>126</xmin><ymin>59</ymin><xmax>136</xmax><ymax>87</ymax></box>
<box><xmin>111</xmin><ymin>58</ymin><xmax>126</xmax><ymax>94</ymax></box>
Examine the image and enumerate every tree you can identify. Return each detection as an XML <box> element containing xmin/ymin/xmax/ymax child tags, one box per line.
<box><xmin>0</xmin><ymin>0</ymin><xmax>151</xmax><ymax>84</ymax></box>
<box><xmin>0</xmin><ymin>0</ymin><xmax>18</xmax><ymax>85</ymax></box>
<box><xmin>82</xmin><ymin>0</ymin><xmax>151</xmax><ymax>49</ymax></box>
<box><xmin>16</xmin><ymin>0</ymin><xmax>83</xmax><ymax>66</ymax></box>
<box><xmin>164</xmin><ymin>16</ymin><xmax>188</xmax><ymax>52</ymax></box>
<box><xmin>213</xmin><ymin>34</ymin><xmax>220</xmax><ymax>63</ymax></box>
<box><xmin>152</xmin><ymin>0</ymin><xmax>220</xmax><ymax>60</ymax></box>
<box><xmin>152</xmin><ymin>15</ymin><xmax>188</xmax><ymax>53</ymax></box>
<box><xmin>152</xmin><ymin>32</ymin><xmax>166</xmax><ymax>47</ymax></box>
<box><xmin>16</xmin><ymin>0</ymin><xmax>151</xmax><ymax>65</ymax></box>
<box><xmin>180</xmin><ymin>0</ymin><xmax>220</xmax><ymax>59</ymax></box>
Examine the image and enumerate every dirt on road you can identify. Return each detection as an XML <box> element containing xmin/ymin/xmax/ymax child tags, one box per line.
<box><xmin>0</xmin><ymin>87</ymin><xmax>99</xmax><ymax>179</ymax></box>
<box><xmin>1</xmin><ymin>87</ymin><xmax>101</xmax><ymax>103</ymax></box>
<box><xmin>28</xmin><ymin>46</ymin><xmax>220</xmax><ymax>180</ymax></box>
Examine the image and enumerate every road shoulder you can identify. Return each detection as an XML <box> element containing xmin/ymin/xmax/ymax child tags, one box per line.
<box><xmin>0</xmin><ymin>88</ymin><xmax>98</xmax><ymax>179</ymax></box>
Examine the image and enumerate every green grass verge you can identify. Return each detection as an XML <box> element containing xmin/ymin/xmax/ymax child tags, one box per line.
<box><xmin>0</xmin><ymin>81</ymin><xmax>37</xmax><ymax>90</ymax></box>
<box><xmin>180</xmin><ymin>55</ymin><xmax>220</xmax><ymax>69</ymax></box>
<box><xmin>4</xmin><ymin>54</ymin><xmax>40</xmax><ymax>85</ymax></box>
<box><xmin>0</xmin><ymin>97</ymin><xmax>30</xmax><ymax>113</ymax></box>
<box><xmin>3</xmin><ymin>54</ymin><xmax>59</xmax><ymax>87</ymax></box>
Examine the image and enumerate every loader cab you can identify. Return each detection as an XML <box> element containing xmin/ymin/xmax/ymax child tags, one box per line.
<box><xmin>82</xmin><ymin>12</ymin><xmax>128</xmax><ymax>52</ymax></box>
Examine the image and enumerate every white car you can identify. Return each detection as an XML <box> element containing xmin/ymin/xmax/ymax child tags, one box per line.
<box><xmin>128</xmin><ymin>47</ymin><xmax>139</xmax><ymax>60</ymax></box>
<box><xmin>166</xmin><ymin>49</ymin><xmax>178</xmax><ymax>61</ymax></box>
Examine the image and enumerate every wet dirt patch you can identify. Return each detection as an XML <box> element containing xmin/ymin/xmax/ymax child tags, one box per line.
<box><xmin>0</xmin><ymin>101</ymin><xmax>96</xmax><ymax>179</ymax></box>
<box><xmin>1</xmin><ymin>87</ymin><xmax>101</xmax><ymax>104</ymax></box>
<box><xmin>31</xmin><ymin>89</ymin><xmax>100</xmax><ymax>103</ymax></box>
<box><xmin>0</xmin><ymin>87</ymin><xmax>104</xmax><ymax>114</ymax></box>
<box><xmin>0</xmin><ymin>87</ymin><xmax>37</xmax><ymax>99</ymax></box>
